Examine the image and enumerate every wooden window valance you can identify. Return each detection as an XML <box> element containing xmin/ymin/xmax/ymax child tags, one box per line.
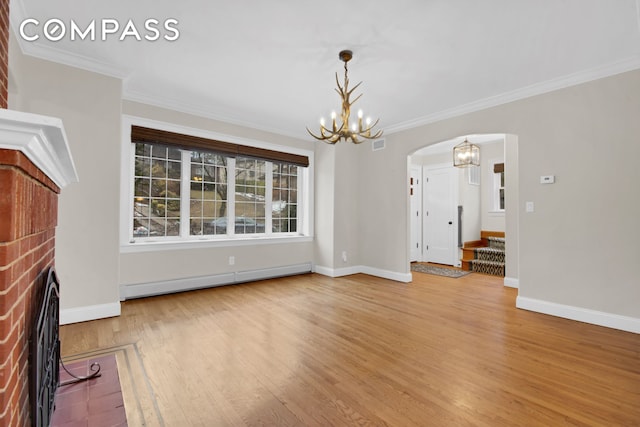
<box><xmin>131</xmin><ymin>125</ymin><xmax>309</xmax><ymax>167</ymax></box>
<box><xmin>493</xmin><ymin>163</ymin><xmax>505</xmax><ymax>174</ymax></box>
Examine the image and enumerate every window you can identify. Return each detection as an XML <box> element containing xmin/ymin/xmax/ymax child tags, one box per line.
<box><xmin>125</xmin><ymin>123</ymin><xmax>311</xmax><ymax>246</ymax></box>
<box><xmin>272</xmin><ymin>162</ymin><xmax>298</xmax><ymax>233</ymax></box>
<box><xmin>189</xmin><ymin>152</ymin><xmax>227</xmax><ymax>236</ymax></box>
<box><xmin>493</xmin><ymin>162</ymin><xmax>505</xmax><ymax>211</ymax></box>
<box><xmin>133</xmin><ymin>144</ymin><xmax>182</xmax><ymax>237</ymax></box>
<box><xmin>234</xmin><ymin>157</ymin><xmax>266</xmax><ymax>234</ymax></box>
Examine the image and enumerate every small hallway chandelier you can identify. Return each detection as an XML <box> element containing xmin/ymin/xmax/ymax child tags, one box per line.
<box><xmin>453</xmin><ymin>138</ymin><xmax>480</xmax><ymax>167</ymax></box>
<box><xmin>307</xmin><ymin>50</ymin><xmax>383</xmax><ymax>144</ymax></box>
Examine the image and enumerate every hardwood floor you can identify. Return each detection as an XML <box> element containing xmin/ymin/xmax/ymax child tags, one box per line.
<box><xmin>59</xmin><ymin>272</ymin><xmax>640</xmax><ymax>426</ymax></box>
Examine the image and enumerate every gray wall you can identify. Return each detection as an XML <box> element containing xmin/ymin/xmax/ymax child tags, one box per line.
<box><xmin>313</xmin><ymin>143</ymin><xmax>335</xmax><ymax>269</ymax></box>
<box><xmin>351</xmin><ymin>69</ymin><xmax>640</xmax><ymax>319</ymax></box>
<box><xmin>9</xmin><ymin>34</ymin><xmax>122</xmax><ymax>314</ymax></box>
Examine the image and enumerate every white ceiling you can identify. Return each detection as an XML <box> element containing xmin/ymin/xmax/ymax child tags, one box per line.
<box><xmin>10</xmin><ymin>0</ymin><xmax>640</xmax><ymax>141</ymax></box>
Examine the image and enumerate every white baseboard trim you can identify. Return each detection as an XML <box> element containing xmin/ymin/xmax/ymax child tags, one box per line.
<box><xmin>60</xmin><ymin>302</ymin><xmax>121</xmax><ymax>325</ymax></box>
<box><xmin>313</xmin><ymin>265</ymin><xmax>360</xmax><ymax>278</ymax></box>
<box><xmin>120</xmin><ymin>262</ymin><xmax>313</xmax><ymax>300</ymax></box>
<box><xmin>312</xmin><ymin>264</ymin><xmax>331</xmax><ymax>276</ymax></box>
<box><xmin>361</xmin><ymin>266</ymin><xmax>412</xmax><ymax>283</ymax></box>
<box><xmin>504</xmin><ymin>277</ymin><xmax>519</xmax><ymax>288</ymax></box>
<box><xmin>314</xmin><ymin>265</ymin><xmax>411</xmax><ymax>283</ymax></box>
<box><xmin>516</xmin><ymin>296</ymin><xmax>640</xmax><ymax>334</ymax></box>
<box><xmin>329</xmin><ymin>266</ymin><xmax>362</xmax><ymax>277</ymax></box>
<box><xmin>312</xmin><ymin>265</ymin><xmax>333</xmax><ymax>277</ymax></box>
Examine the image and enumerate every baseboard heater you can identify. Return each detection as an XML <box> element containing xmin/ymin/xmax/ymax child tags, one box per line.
<box><xmin>120</xmin><ymin>262</ymin><xmax>313</xmax><ymax>300</ymax></box>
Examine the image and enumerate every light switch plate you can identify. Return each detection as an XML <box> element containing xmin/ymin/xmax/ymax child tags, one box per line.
<box><xmin>526</xmin><ymin>201</ymin><xmax>534</xmax><ymax>212</ymax></box>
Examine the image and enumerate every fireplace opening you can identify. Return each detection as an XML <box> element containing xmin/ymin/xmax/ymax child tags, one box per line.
<box><xmin>28</xmin><ymin>268</ymin><xmax>101</xmax><ymax>427</ymax></box>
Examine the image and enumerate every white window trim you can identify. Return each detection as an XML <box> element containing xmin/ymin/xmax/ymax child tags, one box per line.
<box><xmin>179</xmin><ymin>149</ymin><xmax>191</xmax><ymax>237</ymax></box>
<box><xmin>264</xmin><ymin>160</ymin><xmax>273</xmax><ymax>234</ymax></box>
<box><xmin>120</xmin><ymin>115</ymin><xmax>314</xmax><ymax>252</ymax></box>
<box><xmin>489</xmin><ymin>158</ymin><xmax>505</xmax><ymax>213</ymax></box>
<box><xmin>226</xmin><ymin>157</ymin><xmax>237</xmax><ymax>238</ymax></box>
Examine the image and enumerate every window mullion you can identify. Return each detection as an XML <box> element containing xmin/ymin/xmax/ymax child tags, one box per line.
<box><xmin>227</xmin><ymin>157</ymin><xmax>236</xmax><ymax>236</ymax></box>
<box><xmin>180</xmin><ymin>150</ymin><xmax>191</xmax><ymax>237</ymax></box>
<box><xmin>265</xmin><ymin>161</ymin><xmax>273</xmax><ymax>236</ymax></box>
<box><xmin>297</xmin><ymin>166</ymin><xmax>303</xmax><ymax>235</ymax></box>
<box><xmin>127</xmin><ymin>143</ymin><xmax>136</xmax><ymax>242</ymax></box>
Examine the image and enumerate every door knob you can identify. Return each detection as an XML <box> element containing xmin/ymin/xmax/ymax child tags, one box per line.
<box><xmin>448</xmin><ymin>221</ymin><xmax>453</xmax><ymax>225</ymax></box>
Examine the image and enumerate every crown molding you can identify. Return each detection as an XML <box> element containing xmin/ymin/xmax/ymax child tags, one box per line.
<box><xmin>385</xmin><ymin>55</ymin><xmax>640</xmax><ymax>135</ymax></box>
<box><xmin>9</xmin><ymin>0</ymin><xmax>129</xmax><ymax>78</ymax></box>
<box><xmin>17</xmin><ymin>40</ymin><xmax>129</xmax><ymax>79</ymax></box>
<box><xmin>123</xmin><ymin>90</ymin><xmax>310</xmax><ymax>142</ymax></box>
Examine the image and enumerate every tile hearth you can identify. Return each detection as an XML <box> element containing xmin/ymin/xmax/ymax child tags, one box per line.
<box><xmin>51</xmin><ymin>354</ymin><xmax>127</xmax><ymax>427</ymax></box>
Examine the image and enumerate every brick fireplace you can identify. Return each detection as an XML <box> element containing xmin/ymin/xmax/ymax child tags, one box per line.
<box><xmin>0</xmin><ymin>111</ymin><xmax>77</xmax><ymax>426</ymax></box>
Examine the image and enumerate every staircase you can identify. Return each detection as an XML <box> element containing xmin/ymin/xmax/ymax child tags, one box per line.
<box><xmin>461</xmin><ymin>231</ymin><xmax>505</xmax><ymax>277</ymax></box>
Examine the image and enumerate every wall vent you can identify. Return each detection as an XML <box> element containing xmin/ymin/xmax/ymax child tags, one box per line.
<box><xmin>372</xmin><ymin>138</ymin><xmax>386</xmax><ymax>151</ymax></box>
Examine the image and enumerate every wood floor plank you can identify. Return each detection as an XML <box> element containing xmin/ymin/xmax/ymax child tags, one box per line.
<box><xmin>59</xmin><ymin>272</ymin><xmax>640</xmax><ymax>426</ymax></box>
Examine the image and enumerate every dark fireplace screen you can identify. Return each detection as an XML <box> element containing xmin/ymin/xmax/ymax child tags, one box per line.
<box><xmin>29</xmin><ymin>267</ymin><xmax>60</xmax><ymax>427</ymax></box>
<box><xmin>28</xmin><ymin>268</ymin><xmax>102</xmax><ymax>426</ymax></box>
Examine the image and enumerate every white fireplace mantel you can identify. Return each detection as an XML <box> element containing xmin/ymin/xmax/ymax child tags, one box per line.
<box><xmin>0</xmin><ymin>109</ymin><xmax>78</xmax><ymax>188</ymax></box>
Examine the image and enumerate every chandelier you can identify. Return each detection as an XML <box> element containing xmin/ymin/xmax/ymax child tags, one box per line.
<box><xmin>453</xmin><ymin>138</ymin><xmax>480</xmax><ymax>167</ymax></box>
<box><xmin>307</xmin><ymin>50</ymin><xmax>383</xmax><ymax>144</ymax></box>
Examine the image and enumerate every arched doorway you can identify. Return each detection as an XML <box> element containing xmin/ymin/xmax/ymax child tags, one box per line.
<box><xmin>407</xmin><ymin>134</ymin><xmax>519</xmax><ymax>287</ymax></box>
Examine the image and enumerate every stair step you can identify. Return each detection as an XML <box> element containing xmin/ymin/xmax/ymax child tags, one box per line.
<box><xmin>487</xmin><ymin>237</ymin><xmax>505</xmax><ymax>250</ymax></box>
<box><xmin>460</xmin><ymin>232</ymin><xmax>506</xmax><ymax>273</ymax></box>
<box><xmin>470</xmin><ymin>259</ymin><xmax>505</xmax><ymax>276</ymax></box>
<box><xmin>474</xmin><ymin>247</ymin><xmax>505</xmax><ymax>263</ymax></box>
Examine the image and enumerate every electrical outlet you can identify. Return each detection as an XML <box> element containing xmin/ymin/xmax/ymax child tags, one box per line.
<box><xmin>229</xmin><ymin>256</ymin><xmax>235</xmax><ymax>266</ymax></box>
<box><xmin>342</xmin><ymin>251</ymin><xmax>347</xmax><ymax>263</ymax></box>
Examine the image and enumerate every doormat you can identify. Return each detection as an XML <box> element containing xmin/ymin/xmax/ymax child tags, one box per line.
<box><xmin>411</xmin><ymin>264</ymin><xmax>471</xmax><ymax>278</ymax></box>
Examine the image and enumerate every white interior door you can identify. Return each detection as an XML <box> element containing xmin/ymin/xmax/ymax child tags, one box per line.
<box><xmin>410</xmin><ymin>167</ymin><xmax>422</xmax><ymax>262</ymax></box>
<box><xmin>424</xmin><ymin>165</ymin><xmax>458</xmax><ymax>265</ymax></box>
